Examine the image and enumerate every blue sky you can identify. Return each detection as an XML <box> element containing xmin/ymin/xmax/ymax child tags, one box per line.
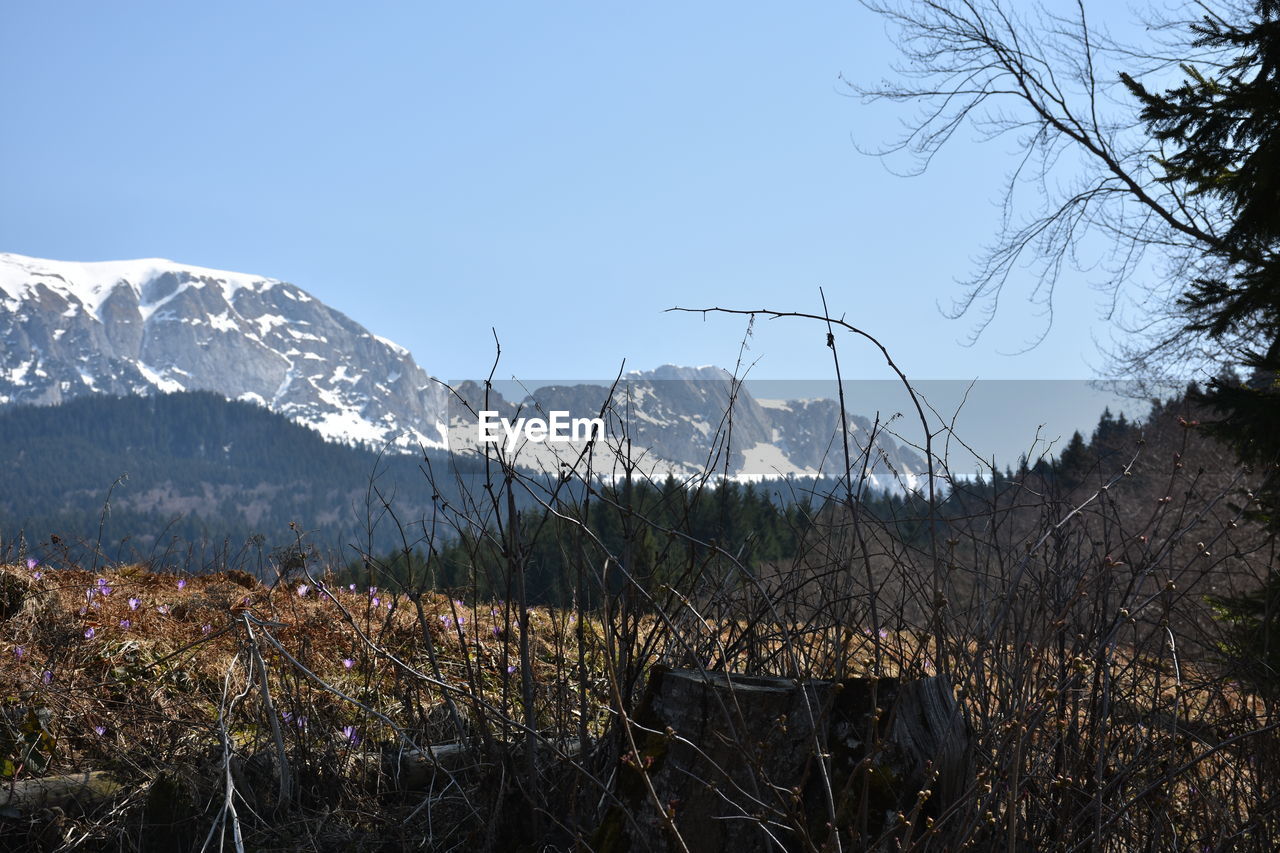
<box><xmin>1</xmin><ymin>1</ymin><xmax>1155</xmax><ymax>458</ymax></box>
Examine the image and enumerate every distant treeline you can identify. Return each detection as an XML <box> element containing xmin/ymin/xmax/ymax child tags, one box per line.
<box><xmin>0</xmin><ymin>391</ymin><xmax>490</xmax><ymax>563</ymax></box>
<box><xmin>0</xmin><ymin>390</ymin><xmax>1154</xmax><ymax>587</ymax></box>
<box><xmin>344</xmin><ymin>406</ymin><xmax>1155</xmax><ymax>605</ymax></box>
<box><xmin>340</xmin><ymin>476</ymin><xmax>820</xmax><ymax>604</ymax></box>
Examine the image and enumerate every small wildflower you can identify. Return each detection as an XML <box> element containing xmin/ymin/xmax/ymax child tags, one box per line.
<box><xmin>342</xmin><ymin>725</ymin><xmax>359</xmax><ymax>744</ymax></box>
<box><xmin>41</xmin><ymin>670</ymin><xmax>53</xmax><ymax>684</ymax></box>
<box><xmin>85</xmin><ymin>588</ymin><xmax>96</xmax><ymax>602</ymax></box>
<box><xmin>342</xmin><ymin>657</ymin><xmax>354</xmax><ymax>669</ymax></box>
<box><xmin>84</xmin><ymin>627</ymin><xmax>95</xmax><ymax>640</ymax></box>
<box><xmin>32</xmin><ymin>571</ymin><xmax>42</xmax><ymax>581</ymax></box>
<box><xmin>128</xmin><ymin>597</ymin><xmax>140</xmax><ymax>611</ymax></box>
<box><xmin>119</xmin><ymin>619</ymin><xmax>131</xmax><ymax>630</ymax></box>
<box><xmin>296</xmin><ymin>715</ymin><xmax>308</xmax><ymax>730</ymax></box>
<box><xmin>93</xmin><ymin>725</ymin><xmax>106</xmax><ymax>737</ymax></box>
<box><xmin>14</xmin><ymin>646</ymin><xmax>24</xmax><ymax>658</ymax></box>
<box><xmin>454</xmin><ymin>599</ymin><xmax>464</xmax><ymax>609</ymax></box>
<box><xmin>297</xmin><ymin>584</ymin><xmax>309</xmax><ymax>597</ymax></box>
<box><xmin>507</xmin><ymin>664</ymin><xmax>517</xmax><ymax>674</ymax></box>
<box><xmin>96</xmin><ymin>577</ymin><xmax>108</xmax><ymax>587</ymax></box>
<box><xmin>348</xmin><ymin>584</ymin><xmax>356</xmax><ymax>592</ymax></box>
<box><xmin>878</xmin><ymin>629</ymin><xmax>889</xmax><ymax>640</ymax></box>
<box><xmin>281</xmin><ymin>710</ymin><xmax>293</xmax><ymax>723</ymax></box>
<box><xmin>27</xmin><ymin>558</ymin><xmax>39</xmax><ymax>569</ymax></box>
<box><xmin>100</xmin><ymin>585</ymin><xmax>112</xmax><ymax>596</ymax></box>
<box><xmin>457</xmin><ymin>616</ymin><xmax>467</xmax><ymax>627</ymax></box>
<box><xmin>157</xmin><ymin>604</ymin><xmax>170</xmax><ymax>615</ymax></box>
<box><xmin>177</xmin><ymin>579</ymin><xmax>186</xmax><ymax>590</ymax></box>
<box><xmin>371</xmin><ymin>597</ymin><xmax>380</xmax><ymax>608</ymax></box>
<box><xmin>202</xmin><ymin>624</ymin><xmax>212</xmax><ymax>635</ymax></box>
<box><xmin>369</xmin><ymin>586</ymin><xmax>377</xmax><ymax>595</ymax></box>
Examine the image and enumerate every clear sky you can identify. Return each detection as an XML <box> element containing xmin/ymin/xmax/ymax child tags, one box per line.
<box><xmin>1</xmin><ymin>1</ymin><xmax>1156</xmax><ymax>457</ymax></box>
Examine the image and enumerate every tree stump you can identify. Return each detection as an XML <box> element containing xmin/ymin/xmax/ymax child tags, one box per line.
<box><xmin>595</xmin><ymin>667</ymin><xmax>971</xmax><ymax>853</ymax></box>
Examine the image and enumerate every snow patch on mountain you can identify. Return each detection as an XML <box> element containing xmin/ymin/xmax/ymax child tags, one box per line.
<box><xmin>0</xmin><ymin>252</ymin><xmax>448</xmax><ymax>451</ymax></box>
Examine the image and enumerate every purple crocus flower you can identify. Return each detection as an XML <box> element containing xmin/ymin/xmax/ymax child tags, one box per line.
<box><xmin>119</xmin><ymin>619</ymin><xmax>130</xmax><ymax>630</ymax></box>
<box><xmin>342</xmin><ymin>725</ymin><xmax>359</xmax><ymax>744</ymax></box>
<box><xmin>342</xmin><ymin>658</ymin><xmax>354</xmax><ymax>669</ymax></box>
<box><xmin>14</xmin><ymin>646</ymin><xmax>24</xmax><ymax>658</ymax></box>
<box><xmin>84</xmin><ymin>627</ymin><xmax>95</xmax><ymax>640</ymax></box>
<box><xmin>93</xmin><ymin>725</ymin><xmax>106</xmax><ymax>736</ymax></box>
<box><xmin>26</xmin><ymin>558</ymin><xmax>38</xmax><ymax>570</ymax></box>
<box><xmin>41</xmin><ymin>670</ymin><xmax>53</xmax><ymax>685</ymax></box>
<box><xmin>177</xmin><ymin>579</ymin><xmax>186</xmax><ymax>590</ymax></box>
<box><xmin>296</xmin><ymin>584</ymin><xmax>309</xmax><ymax>597</ymax></box>
<box><xmin>128</xmin><ymin>597</ymin><xmax>140</xmax><ymax>611</ymax></box>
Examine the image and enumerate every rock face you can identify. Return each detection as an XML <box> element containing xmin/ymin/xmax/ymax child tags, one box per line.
<box><xmin>448</xmin><ymin>366</ymin><xmax>930</xmax><ymax>494</ymax></box>
<box><xmin>0</xmin><ymin>253</ymin><xmax>448</xmax><ymax>449</ymax></box>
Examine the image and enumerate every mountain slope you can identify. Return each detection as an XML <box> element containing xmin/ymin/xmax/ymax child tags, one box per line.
<box><xmin>0</xmin><ymin>391</ymin><xmax>488</xmax><ymax>557</ymax></box>
<box><xmin>0</xmin><ymin>253</ymin><xmax>447</xmax><ymax>448</ymax></box>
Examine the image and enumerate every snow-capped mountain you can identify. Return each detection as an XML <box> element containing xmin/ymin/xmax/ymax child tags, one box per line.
<box><xmin>447</xmin><ymin>366</ymin><xmax>930</xmax><ymax>494</ymax></box>
<box><xmin>0</xmin><ymin>253</ymin><xmax>448</xmax><ymax>449</ymax></box>
<box><xmin>1</xmin><ymin>253</ymin><xmax>927</xmax><ymax>493</ymax></box>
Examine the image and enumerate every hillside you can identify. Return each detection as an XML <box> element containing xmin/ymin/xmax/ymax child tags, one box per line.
<box><xmin>0</xmin><ymin>392</ymin><xmax>487</xmax><ymax>561</ymax></box>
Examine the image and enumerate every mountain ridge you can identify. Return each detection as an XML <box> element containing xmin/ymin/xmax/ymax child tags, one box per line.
<box><xmin>0</xmin><ymin>252</ymin><xmax>449</xmax><ymax>449</ymax></box>
<box><xmin>2</xmin><ymin>252</ymin><xmax>927</xmax><ymax>492</ymax></box>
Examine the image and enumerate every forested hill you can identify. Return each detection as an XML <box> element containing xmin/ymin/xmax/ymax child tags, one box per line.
<box><xmin>0</xmin><ymin>392</ymin><xmax>486</xmax><ymax>562</ymax></box>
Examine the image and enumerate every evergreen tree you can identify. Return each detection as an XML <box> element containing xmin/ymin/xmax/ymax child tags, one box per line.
<box><xmin>1056</xmin><ymin>431</ymin><xmax>1094</xmax><ymax>489</ymax></box>
<box><xmin>1122</xmin><ymin>1</ymin><xmax>1280</xmax><ymax>689</ymax></box>
<box><xmin>1122</xmin><ymin>3</ymin><xmax>1280</xmax><ymax>516</ymax></box>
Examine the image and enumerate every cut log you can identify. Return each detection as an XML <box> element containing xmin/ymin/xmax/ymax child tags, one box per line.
<box><xmin>595</xmin><ymin>667</ymin><xmax>972</xmax><ymax>853</ymax></box>
<box><xmin>0</xmin><ymin>771</ymin><xmax>123</xmax><ymax>813</ymax></box>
